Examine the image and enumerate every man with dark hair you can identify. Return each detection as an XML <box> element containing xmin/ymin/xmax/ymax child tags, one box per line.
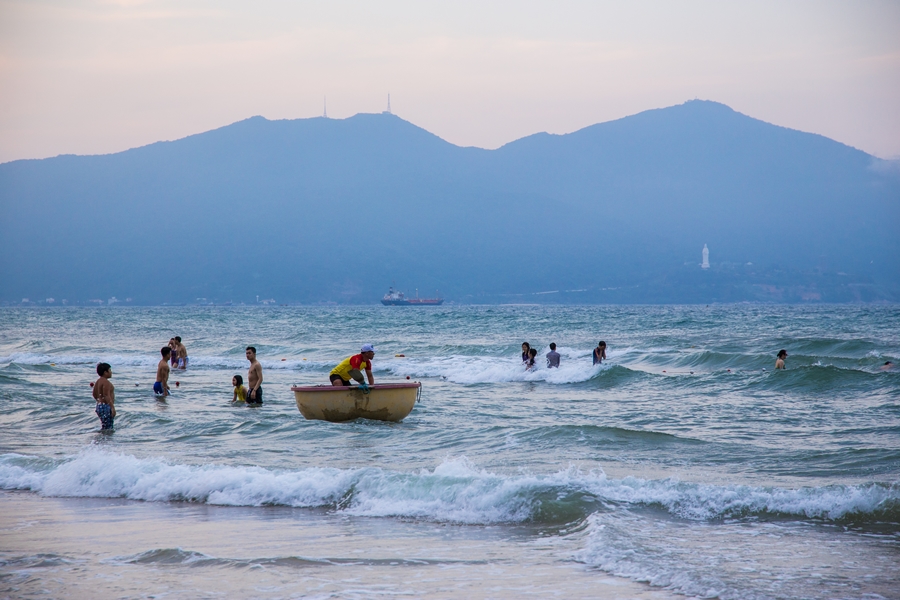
<box><xmin>154</xmin><ymin>347</ymin><xmax>171</xmax><ymax>397</ymax></box>
<box><xmin>93</xmin><ymin>363</ymin><xmax>116</xmax><ymax>430</ymax></box>
<box><xmin>546</xmin><ymin>343</ymin><xmax>561</xmax><ymax>368</ymax></box>
<box><xmin>174</xmin><ymin>336</ymin><xmax>188</xmax><ymax>369</ymax></box>
<box><xmin>245</xmin><ymin>346</ymin><xmax>263</xmax><ymax>404</ymax></box>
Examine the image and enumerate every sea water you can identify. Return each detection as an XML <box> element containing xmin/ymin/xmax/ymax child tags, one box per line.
<box><xmin>0</xmin><ymin>305</ymin><xmax>898</xmax><ymax>599</ymax></box>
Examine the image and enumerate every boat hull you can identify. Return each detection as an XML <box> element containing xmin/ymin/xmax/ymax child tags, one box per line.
<box><xmin>291</xmin><ymin>383</ymin><xmax>420</xmax><ymax>422</ymax></box>
<box><xmin>381</xmin><ymin>299</ymin><xmax>444</xmax><ymax>305</ymax></box>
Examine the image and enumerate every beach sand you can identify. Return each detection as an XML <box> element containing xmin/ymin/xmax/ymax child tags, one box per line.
<box><xmin>1</xmin><ymin>490</ymin><xmax>674</xmax><ymax>599</ymax></box>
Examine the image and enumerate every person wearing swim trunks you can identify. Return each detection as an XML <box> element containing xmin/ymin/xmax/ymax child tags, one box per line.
<box><xmin>154</xmin><ymin>346</ymin><xmax>171</xmax><ymax>397</ymax></box>
<box><xmin>246</xmin><ymin>346</ymin><xmax>263</xmax><ymax>404</ymax></box>
<box><xmin>330</xmin><ymin>344</ymin><xmax>375</xmax><ymax>387</ymax></box>
<box><xmin>175</xmin><ymin>336</ymin><xmax>188</xmax><ymax>369</ymax></box>
<box><xmin>92</xmin><ymin>362</ymin><xmax>116</xmax><ymax>430</ymax></box>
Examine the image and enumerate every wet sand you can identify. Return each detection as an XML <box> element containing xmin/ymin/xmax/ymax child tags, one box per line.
<box><xmin>1</xmin><ymin>491</ymin><xmax>674</xmax><ymax>599</ymax></box>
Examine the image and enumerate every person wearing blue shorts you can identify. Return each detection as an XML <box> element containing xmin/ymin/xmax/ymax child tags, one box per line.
<box><xmin>92</xmin><ymin>362</ymin><xmax>116</xmax><ymax>430</ymax></box>
<box><xmin>154</xmin><ymin>346</ymin><xmax>171</xmax><ymax>397</ymax></box>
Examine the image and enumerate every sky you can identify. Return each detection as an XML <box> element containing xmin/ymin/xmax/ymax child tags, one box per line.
<box><xmin>1</xmin><ymin>0</ymin><xmax>899</xmax><ymax>163</ymax></box>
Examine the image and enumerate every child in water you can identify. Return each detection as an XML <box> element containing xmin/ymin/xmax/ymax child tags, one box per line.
<box><xmin>231</xmin><ymin>374</ymin><xmax>247</xmax><ymax>403</ymax></box>
<box><xmin>525</xmin><ymin>348</ymin><xmax>538</xmax><ymax>371</ymax></box>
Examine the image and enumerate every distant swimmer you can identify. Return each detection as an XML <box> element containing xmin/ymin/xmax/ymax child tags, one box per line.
<box><xmin>775</xmin><ymin>349</ymin><xmax>788</xmax><ymax>370</ymax></box>
<box><xmin>881</xmin><ymin>361</ymin><xmax>894</xmax><ymax>371</ymax></box>
<box><xmin>525</xmin><ymin>348</ymin><xmax>538</xmax><ymax>371</ymax></box>
<box><xmin>92</xmin><ymin>362</ymin><xmax>116</xmax><ymax>430</ymax></box>
<box><xmin>546</xmin><ymin>343</ymin><xmax>561</xmax><ymax>368</ymax></box>
<box><xmin>593</xmin><ymin>341</ymin><xmax>607</xmax><ymax>365</ymax></box>
<box><xmin>154</xmin><ymin>346</ymin><xmax>171</xmax><ymax>397</ymax></box>
<box><xmin>175</xmin><ymin>336</ymin><xmax>188</xmax><ymax>369</ymax></box>
<box><xmin>521</xmin><ymin>342</ymin><xmax>531</xmax><ymax>364</ymax></box>
<box><xmin>245</xmin><ymin>346</ymin><xmax>263</xmax><ymax>404</ymax></box>
<box><xmin>231</xmin><ymin>374</ymin><xmax>247</xmax><ymax>403</ymax></box>
<box><xmin>331</xmin><ymin>344</ymin><xmax>375</xmax><ymax>388</ymax></box>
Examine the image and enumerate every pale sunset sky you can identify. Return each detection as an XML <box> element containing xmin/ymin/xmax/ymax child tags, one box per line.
<box><xmin>1</xmin><ymin>0</ymin><xmax>898</xmax><ymax>163</ymax></box>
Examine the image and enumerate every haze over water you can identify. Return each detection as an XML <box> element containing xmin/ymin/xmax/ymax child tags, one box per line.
<box><xmin>1</xmin><ymin>304</ymin><xmax>898</xmax><ymax>598</ymax></box>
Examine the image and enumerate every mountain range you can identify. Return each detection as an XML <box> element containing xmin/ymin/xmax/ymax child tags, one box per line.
<box><xmin>1</xmin><ymin>100</ymin><xmax>898</xmax><ymax>304</ymax></box>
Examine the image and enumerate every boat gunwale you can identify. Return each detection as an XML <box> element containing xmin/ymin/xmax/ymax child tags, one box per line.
<box><xmin>291</xmin><ymin>382</ymin><xmax>421</xmax><ymax>392</ymax></box>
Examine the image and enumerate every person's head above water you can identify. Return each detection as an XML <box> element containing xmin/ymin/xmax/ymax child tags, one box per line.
<box><xmin>245</xmin><ymin>346</ymin><xmax>256</xmax><ymax>359</ymax></box>
<box><xmin>522</xmin><ymin>342</ymin><xmax>530</xmax><ymax>351</ymax></box>
<box><xmin>233</xmin><ymin>374</ymin><xmax>243</xmax><ymax>386</ymax></box>
<box><xmin>598</xmin><ymin>341</ymin><xmax>606</xmax><ymax>348</ymax></box>
<box><xmin>549</xmin><ymin>343</ymin><xmax>556</xmax><ymax>350</ymax></box>
<box><xmin>97</xmin><ymin>362</ymin><xmax>111</xmax><ymax>377</ymax></box>
<box><xmin>529</xmin><ymin>348</ymin><xmax>537</xmax><ymax>358</ymax></box>
<box><xmin>175</xmin><ymin>336</ymin><xmax>182</xmax><ymax>343</ymax></box>
<box><xmin>778</xmin><ymin>350</ymin><xmax>788</xmax><ymax>359</ymax></box>
<box><xmin>161</xmin><ymin>346</ymin><xmax>171</xmax><ymax>358</ymax></box>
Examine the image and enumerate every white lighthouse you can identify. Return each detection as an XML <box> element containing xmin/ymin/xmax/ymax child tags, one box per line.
<box><xmin>701</xmin><ymin>244</ymin><xmax>710</xmax><ymax>269</ymax></box>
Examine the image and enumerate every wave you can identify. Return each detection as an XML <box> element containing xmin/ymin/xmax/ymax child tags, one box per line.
<box><xmin>380</xmin><ymin>346</ymin><xmax>636</xmax><ymax>384</ymax></box>
<box><xmin>1</xmin><ymin>451</ymin><xmax>896</xmax><ymax>528</ymax></box>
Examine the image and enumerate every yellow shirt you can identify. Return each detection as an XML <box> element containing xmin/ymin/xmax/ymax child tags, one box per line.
<box><xmin>234</xmin><ymin>385</ymin><xmax>247</xmax><ymax>402</ymax></box>
<box><xmin>330</xmin><ymin>354</ymin><xmax>370</xmax><ymax>381</ymax></box>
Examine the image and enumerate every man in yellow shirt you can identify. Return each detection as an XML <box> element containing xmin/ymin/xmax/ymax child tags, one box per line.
<box><xmin>330</xmin><ymin>344</ymin><xmax>376</xmax><ymax>387</ymax></box>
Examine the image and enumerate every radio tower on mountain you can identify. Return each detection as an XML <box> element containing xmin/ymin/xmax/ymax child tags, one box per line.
<box><xmin>384</xmin><ymin>94</ymin><xmax>392</xmax><ymax>115</ymax></box>
<box><xmin>323</xmin><ymin>96</ymin><xmax>328</xmax><ymax>119</ymax></box>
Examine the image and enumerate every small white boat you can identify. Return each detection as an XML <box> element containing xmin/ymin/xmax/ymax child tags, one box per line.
<box><xmin>291</xmin><ymin>382</ymin><xmax>421</xmax><ymax>422</ymax></box>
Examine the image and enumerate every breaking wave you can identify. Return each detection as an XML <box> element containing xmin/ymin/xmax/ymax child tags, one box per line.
<box><xmin>1</xmin><ymin>451</ymin><xmax>896</xmax><ymax>527</ymax></box>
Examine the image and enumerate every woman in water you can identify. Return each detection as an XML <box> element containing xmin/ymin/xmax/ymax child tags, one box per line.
<box><xmin>593</xmin><ymin>341</ymin><xmax>607</xmax><ymax>365</ymax></box>
<box><xmin>775</xmin><ymin>349</ymin><xmax>787</xmax><ymax>370</ymax></box>
<box><xmin>521</xmin><ymin>342</ymin><xmax>531</xmax><ymax>364</ymax></box>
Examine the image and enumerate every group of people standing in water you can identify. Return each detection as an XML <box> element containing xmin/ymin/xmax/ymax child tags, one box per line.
<box><xmin>519</xmin><ymin>341</ymin><xmax>608</xmax><ymax>371</ymax></box>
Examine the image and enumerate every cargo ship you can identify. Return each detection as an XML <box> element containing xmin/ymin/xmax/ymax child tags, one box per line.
<box><xmin>381</xmin><ymin>287</ymin><xmax>444</xmax><ymax>306</ymax></box>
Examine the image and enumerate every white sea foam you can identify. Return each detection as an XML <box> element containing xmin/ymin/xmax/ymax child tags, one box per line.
<box><xmin>1</xmin><ymin>451</ymin><xmax>894</xmax><ymax>525</ymax></box>
<box><xmin>379</xmin><ymin>346</ymin><xmax>623</xmax><ymax>384</ymax></box>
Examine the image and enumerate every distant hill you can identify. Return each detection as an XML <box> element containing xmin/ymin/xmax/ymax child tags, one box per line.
<box><xmin>1</xmin><ymin>100</ymin><xmax>898</xmax><ymax>305</ymax></box>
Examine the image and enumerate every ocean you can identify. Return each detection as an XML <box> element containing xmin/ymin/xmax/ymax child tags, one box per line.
<box><xmin>1</xmin><ymin>304</ymin><xmax>898</xmax><ymax>599</ymax></box>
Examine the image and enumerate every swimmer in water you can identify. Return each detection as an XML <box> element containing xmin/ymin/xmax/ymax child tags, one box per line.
<box><xmin>593</xmin><ymin>341</ymin><xmax>607</xmax><ymax>365</ymax></box>
<box><xmin>93</xmin><ymin>362</ymin><xmax>116</xmax><ymax>430</ymax></box>
<box><xmin>521</xmin><ymin>342</ymin><xmax>531</xmax><ymax>364</ymax></box>
<box><xmin>154</xmin><ymin>346</ymin><xmax>171</xmax><ymax>397</ymax></box>
<box><xmin>775</xmin><ymin>349</ymin><xmax>787</xmax><ymax>370</ymax></box>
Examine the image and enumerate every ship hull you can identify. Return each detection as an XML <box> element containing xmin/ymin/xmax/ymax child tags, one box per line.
<box><xmin>381</xmin><ymin>299</ymin><xmax>444</xmax><ymax>306</ymax></box>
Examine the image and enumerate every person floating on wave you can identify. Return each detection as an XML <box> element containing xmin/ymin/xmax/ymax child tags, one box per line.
<box><xmin>154</xmin><ymin>346</ymin><xmax>171</xmax><ymax>397</ymax></box>
<box><xmin>521</xmin><ymin>342</ymin><xmax>531</xmax><ymax>364</ymax></box>
<box><xmin>546</xmin><ymin>343</ymin><xmax>561</xmax><ymax>368</ymax></box>
<box><xmin>880</xmin><ymin>361</ymin><xmax>894</xmax><ymax>371</ymax></box>
<box><xmin>245</xmin><ymin>346</ymin><xmax>263</xmax><ymax>404</ymax></box>
<box><xmin>93</xmin><ymin>362</ymin><xmax>116</xmax><ymax>430</ymax></box>
<box><xmin>593</xmin><ymin>341</ymin><xmax>607</xmax><ymax>365</ymax></box>
<box><xmin>175</xmin><ymin>336</ymin><xmax>188</xmax><ymax>369</ymax></box>
<box><xmin>775</xmin><ymin>349</ymin><xmax>787</xmax><ymax>370</ymax></box>
<box><xmin>231</xmin><ymin>374</ymin><xmax>247</xmax><ymax>403</ymax></box>
<box><xmin>330</xmin><ymin>344</ymin><xmax>375</xmax><ymax>388</ymax></box>
<box><xmin>525</xmin><ymin>348</ymin><xmax>538</xmax><ymax>371</ymax></box>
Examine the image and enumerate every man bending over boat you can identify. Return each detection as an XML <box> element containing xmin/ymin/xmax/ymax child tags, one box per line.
<box><xmin>330</xmin><ymin>345</ymin><xmax>376</xmax><ymax>387</ymax></box>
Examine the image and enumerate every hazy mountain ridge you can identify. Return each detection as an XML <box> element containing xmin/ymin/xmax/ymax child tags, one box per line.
<box><xmin>1</xmin><ymin>100</ymin><xmax>898</xmax><ymax>305</ymax></box>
